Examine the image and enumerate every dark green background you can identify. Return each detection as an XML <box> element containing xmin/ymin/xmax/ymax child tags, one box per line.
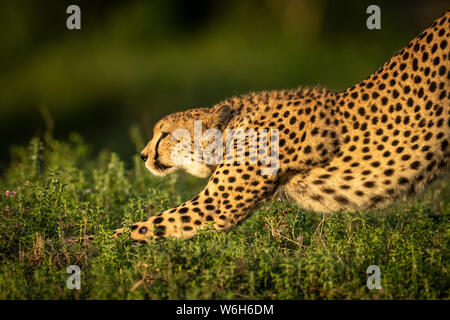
<box><xmin>1</xmin><ymin>0</ymin><xmax>448</xmax><ymax>170</ymax></box>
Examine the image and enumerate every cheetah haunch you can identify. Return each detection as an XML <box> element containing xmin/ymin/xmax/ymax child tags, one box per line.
<box><xmin>114</xmin><ymin>10</ymin><xmax>449</xmax><ymax>243</ymax></box>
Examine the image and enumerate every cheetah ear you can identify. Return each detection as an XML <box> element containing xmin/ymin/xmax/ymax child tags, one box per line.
<box><xmin>205</xmin><ymin>104</ymin><xmax>232</xmax><ymax>131</ymax></box>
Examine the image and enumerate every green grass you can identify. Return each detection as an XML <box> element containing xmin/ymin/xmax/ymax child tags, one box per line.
<box><xmin>0</xmin><ymin>129</ymin><xmax>449</xmax><ymax>299</ymax></box>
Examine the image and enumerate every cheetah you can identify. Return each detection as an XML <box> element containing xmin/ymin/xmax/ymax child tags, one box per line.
<box><xmin>114</xmin><ymin>10</ymin><xmax>449</xmax><ymax>243</ymax></box>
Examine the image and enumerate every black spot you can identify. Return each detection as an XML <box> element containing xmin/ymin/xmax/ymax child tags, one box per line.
<box><xmin>139</xmin><ymin>227</ymin><xmax>148</xmax><ymax>234</ymax></box>
<box><xmin>433</xmin><ymin>57</ymin><xmax>440</xmax><ymax>65</ymax></box>
<box><xmin>401</xmin><ymin>155</ymin><xmax>411</xmax><ymax>161</ymax></box>
<box><xmin>299</xmin><ymin>121</ymin><xmax>305</xmax><ymax>130</ymax></box>
<box><xmin>364</xmin><ymin>181</ymin><xmax>375</xmax><ymax>188</ymax></box>
<box><xmin>334</xmin><ymin>196</ymin><xmax>350</xmax><ymax>205</ymax></box>
<box><xmin>205</xmin><ymin>197</ymin><xmax>214</xmax><ymax>204</ymax></box>
<box><xmin>154</xmin><ymin>217</ymin><xmax>163</xmax><ymax>224</ymax></box>
<box><xmin>441</xmin><ymin>140</ymin><xmax>448</xmax><ymax>151</ymax></box>
<box><xmin>179</xmin><ymin>207</ymin><xmax>189</xmax><ymax>214</ymax></box>
<box><xmin>371</xmin><ymin>195</ymin><xmax>384</xmax><ymax>203</ymax></box>
<box><xmin>429</xmin><ymin>82</ymin><xmax>437</xmax><ymax>92</ymax></box>
<box><xmin>392</xmin><ymin>90</ymin><xmax>399</xmax><ymax>98</ymax></box>
<box><xmin>181</xmin><ymin>216</ymin><xmax>191</xmax><ymax>223</ymax></box>
<box><xmin>426</xmin><ymin>161</ymin><xmax>436</xmax><ymax>172</ymax></box>
<box><xmin>412</xmin><ymin>58</ymin><xmax>418</xmax><ymax>71</ymax></box>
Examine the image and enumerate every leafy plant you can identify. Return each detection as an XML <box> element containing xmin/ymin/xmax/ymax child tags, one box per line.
<box><xmin>0</xmin><ymin>132</ymin><xmax>449</xmax><ymax>299</ymax></box>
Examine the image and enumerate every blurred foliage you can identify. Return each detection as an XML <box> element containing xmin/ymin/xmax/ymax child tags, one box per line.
<box><xmin>0</xmin><ymin>0</ymin><xmax>449</xmax><ymax>170</ymax></box>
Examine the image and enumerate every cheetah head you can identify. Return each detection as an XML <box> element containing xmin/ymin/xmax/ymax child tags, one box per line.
<box><xmin>140</xmin><ymin>104</ymin><xmax>232</xmax><ymax>178</ymax></box>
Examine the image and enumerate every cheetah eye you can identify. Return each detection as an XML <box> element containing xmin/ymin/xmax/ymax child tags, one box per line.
<box><xmin>161</xmin><ymin>131</ymin><xmax>178</xmax><ymax>143</ymax></box>
<box><xmin>161</xmin><ymin>132</ymin><xmax>170</xmax><ymax>139</ymax></box>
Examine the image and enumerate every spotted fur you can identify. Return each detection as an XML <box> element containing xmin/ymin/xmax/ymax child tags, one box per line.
<box><xmin>114</xmin><ymin>10</ymin><xmax>450</xmax><ymax>243</ymax></box>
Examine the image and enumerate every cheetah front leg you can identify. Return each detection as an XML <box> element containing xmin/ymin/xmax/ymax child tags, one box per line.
<box><xmin>114</xmin><ymin>164</ymin><xmax>280</xmax><ymax>243</ymax></box>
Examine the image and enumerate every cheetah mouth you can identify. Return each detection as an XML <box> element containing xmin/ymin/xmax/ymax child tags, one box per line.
<box><xmin>154</xmin><ymin>160</ymin><xmax>172</xmax><ymax>172</ymax></box>
<box><xmin>146</xmin><ymin>160</ymin><xmax>174</xmax><ymax>176</ymax></box>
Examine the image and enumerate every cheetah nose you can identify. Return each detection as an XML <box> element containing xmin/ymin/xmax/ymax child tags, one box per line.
<box><xmin>140</xmin><ymin>153</ymin><xmax>148</xmax><ymax>162</ymax></box>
